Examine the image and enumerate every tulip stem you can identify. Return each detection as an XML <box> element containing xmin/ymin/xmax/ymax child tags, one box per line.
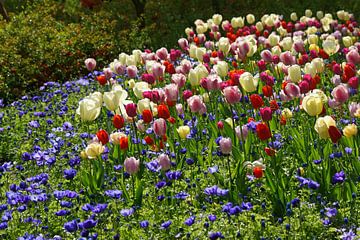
<box><xmin>229</xmin><ymin>104</ymin><xmax>237</xmax><ymax>146</ymax></box>
<box><xmin>227</xmin><ymin>155</ymin><xmax>233</xmax><ymax>189</ymax></box>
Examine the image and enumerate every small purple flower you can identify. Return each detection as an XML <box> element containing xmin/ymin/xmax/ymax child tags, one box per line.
<box><xmin>332</xmin><ymin>171</ymin><xmax>346</xmax><ymax>184</ymax></box>
<box><xmin>64</xmin><ymin>220</ymin><xmax>78</xmax><ymax>232</ymax></box>
<box><xmin>209</xmin><ymin>231</ymin><xmax>224</xmax><ymax>240</ymax></box>
<box><xmin>204</xmin><ymin>186</ymin><xmax>229</xmax><ymax>197</ymax></box>
<box><xmin>120</xmin><ymin>208</ymin><xmax>134</xmax><ymax>217</ymax></box>
<box><xmin>208</xmin><ymin>214</ymin><xmax>216</xmax><ymax>222</ymax></box>
<box><xmin>82</xmin><ymin>219</ymin><xmax>98</xmax><ymax>229</ymax></box>
<box><xmin>325</xmin><ymin>208</ymin><xmax>337</xmax><ymax>218</ymax></box>
<box><xmin>184</xmin><ymin>216</ymin><xmax>195</xmax><ymax>226</ymax></box>
<box><xmin>174</xmin><ymin>192</ymin><xmax>189</xmax><ymax>200</ymax></box>
<box><xmin>63</xmin><ymin>169</ymin><xmax>77</xmax><ymax>180</ymax></box>
<box><xmin>140</xmin><ymin>220</ymin><xmax>149</xmax><ymax>228</ymax></box>
<box><xmin>160</xmin><ymin>220</ymin><xmax>172</xmax><ymax>229</ymax></box>
<box><xmin>105</xmin><ymin>190</ymin><xmax>122</xmax><ymax>199</ymax></box>
<box><xmin>208</xmin><ymin>166</ymin><xmax>219</xmax><ymax>174</ymax></box>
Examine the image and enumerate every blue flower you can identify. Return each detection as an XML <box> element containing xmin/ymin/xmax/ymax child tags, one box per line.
<box><xmin>209</xmin><ymin>231</ymin><xmax>224</xmax><ymax>240</ymax></box>
<box><xmin>63</xmin><ymin>169</ymin><xmax>77</xmax><ymax>180</ymax></box>
<box><xmin>184</xmin><ymin>216</ymin><xmax>195</xmax><ymax>226</ymax></box>
<box><xmin>332</xmin><ymin>171</ymin><xmax>346</xmax><ymax>184</ymax></box>
<box><xmin>120</xmin><ymin>208</ymin><xmax>134</xmax><ymax>217</ymax></box>
<box><xmin>105</xmin><ymin>190</ymin><xmax>122</xmax><ymax>199</ymax></box>
<box><xmin>64</xmin><ymin>220</ymin><xmax>78</xmax><ymax>232</ymax></box>
<box><xmin>204</xmin><ymin>186</ymin><xmax>229</xmax><ymax>197</ymax></box>
<box><xmin>81</xmin><ymin>219</ymin><xmax>98</xmax><ymax>229</ymax></box>
<box><xmin>160</xmin><ymin>220</ymin><xmax>172</xmax><ymax>229</ymax></box>
<box><xmin>140</xmin><ymin>220</ymin><xmax>149</xmax><ymax>228</ymax></box>
<box><xmin>325</xmin><ymin>208</ymin><xmax>337</xmax><ymax>218</ymax></box>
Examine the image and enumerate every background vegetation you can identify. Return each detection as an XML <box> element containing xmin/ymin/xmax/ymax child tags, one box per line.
<box><xmin>0</xmin><ymin>0</ymin><xmax>359</xmax><ymax>101</ymax></box>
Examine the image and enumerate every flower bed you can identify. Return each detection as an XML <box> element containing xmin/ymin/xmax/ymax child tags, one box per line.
<box><xmin>0</xmin><ymin>9</ymin><xmax>359</xmax><ymax>239</ymax></box>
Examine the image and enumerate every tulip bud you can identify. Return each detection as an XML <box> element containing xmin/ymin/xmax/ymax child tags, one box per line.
<box><xmin>125</xmin><ymin>103</ymin><xmax>137</xmax><ymax>118</ymax></box>
<box><xmin>177</xmin><ymin>125</ymin><xmax>190</xmax><ymax>139</ymax></box>
<box><xmin>124</xmin><ymin>157</ymin><xmax>140</xmax><ymax>174</ymax></box>
<box><xmin>260</xmin><ymin>107</ymin><xmax>272</xmax><ymax>121</ymax></box>
<box><xmin>235</xmin><ymin>125</ymin><xmax>248</xmax><ymax>140</ymax></box>
<box><xmin>219</xmin><ymin>137</ymin><xmax>232</xmax><ymax>154</ymax></box>
<box><xmin>85</xmin><ymin>142</ymin><xmax>104</xmax><ymax>159</ymax></box>
<box><xmin>158</xmin><ymin>154</ymin><xmax>171</xmax><ymax>170</ymax></box>
<box><xmin>153</xmin><ymin>118</ymin><xmax>167</xmax><ymax>136</ymax></box>
<box><xmin>85</xmin><ymin>58</ymin><xmax>96</xmax><ymax>71</ymax></box>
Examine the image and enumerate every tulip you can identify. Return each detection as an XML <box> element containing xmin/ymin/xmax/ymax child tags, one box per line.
<box><xmin>178</xmin><ymin>38</ymin><xmax>189</xmax><ymax>51</ymax></box>
<box><xmin>284</xmin><ymin>83</ymin><xmax>300</xmax><ymax>99</ymax></box>
<box><xmin>299</xmin><ymin>81</ymin><xmax>310</xmax><ymax>94</ymax></box>
<box><xmin>246</xmin><ymin>14</ymin><xmax>255</xmax><ymax>24</ymax></box>
<box><xmin>164</xmin><ymin>84</ymin><xmax>179</xmax><ymax>103</ymax></box>
<box><xmin>76</xmin><ymin>98</ymin><xmax>101</xmax><ymax>122</ymax></box>
<box><xmin>113</xmin><ymin>114</ymin><xmax>125</xmax><ymax>129</ymax></box>
<box><xmin>156</xmin><ymin>47</ymin><xmax>168</xmax><ymax>60</ymax></box>
<box><xmin>119</xmin><ymin>136</ymin><xmax>129</xmax><ymax>150</ymax></box>
<box><xmin>125</xmin><ymin>103</ymin><xmax>137</xmax><ymax>118</ymax></box>
<box><xmin>133</xmin><ymin>82</ymin><xmax>150</xmax><ymax>99</ymax></box>
<box><xmin>124</xmin><ymin>157</ymin><xmax>140</xmax><ymax>175</ymax></box>
<box><xmin>343</xmin><ymin>124</ymin><xmax>358</xmax><ymax>138</ymax></box>
<box><xmin>328</xmin><ymin>126</ymin><xmax>342</xmax><ymax>143</ymax></box>
<box><xmin>331</xmin><ymin>85</ymin><xmax>349</xmax><ymax>104</ymax></box>
<box><xmin>346</xmin><ymin>49</ymin><xmax>360</xmax><ymax>64</ymax></box>
<box><xmin>235</xmin><ymin>125</ymin><xmax>248</xmax><ymax>140</ymax></box>
<box><xmin>260</xmin><ymin>107</ymin><xmax>272</xmax><ymax>121</ymax></box>
<box><xmin>142</xmin><ymin>109</ymin><xmax>153</xmax><ymax>123</ymax></box>
<box><xmin>152</xmin><ymin>63</ymin><xmax>165</xmax><ymax>79</ymax></box>
<box><xmin>256</xmin><ymin>123</ymin><xmax>271</xmax><ymax>141</ymax></box>
<box><xmin>171</xmin><ymin>73</ymin><xmax>186</xmax><ymax>88</ymax></box>
<box><xmin>110</xmin><ymin>132</ymin><xmax>126</xmax><ymax>145</ymax></box>
<box><xmin>175</xmin><ymin>103</ymin><xmax>184</xmax><ymax>115</ymax></box>
<box><xmin>177</xmin><ymin>126</ymin><xmax>190</xmax><ymax>139</ymax></box>
<box><xmin>158</xmin><ymin>154</ymin><xmax>171</xmax><ymax>170</ymax></box>
<box><xmin>96</xmin><ymin>130</ymin><xmax>109</xmax><ymax>145</ymax></box>
<box><xmin>302</xmin><ymin>94</ymin><xmax>323</xmax><ymax>116</ymax></box>
<box><xmin>219</xmin><ymin>137</ymin><xmax>232</xmax><ymax>154</ymax></box>
<box><xmin>214</xmin><ymin>61</ymin><xmax>228</xmax><ymax>77</ymax></box>
<box><xmin>127</xmin><ymin>65</ymin><xmax>138</xmax><ymax>78</ymax></box>
<box><xmin>85</xmin><ymin>58</ymin><xmax>96</xmax><ymax>71</ymax></box>
<box><xmin>250</xmin><ymin>94</ymin><xmax>264</xmax><ymax>109</ymax></box>
<box><xmin>212</xmin><ymin>14</ymin><xmax>223</xmax><ymax>25</ymax></box>
<box><xmin>103</xmin><ymin>92</ymin><xmax>118</xmax><ymax>111</ymax></box>
<box><xmin>187</xmin><ymin>95</ymin><xmax>207</xmax><ymax>114</ymax></box>
<box><xmin>288</xmin><ymin>65</ymin><xmax>302</xmax><ymax>83</ymax></box>
<box><xmin>157</xmin><ymin>104</ymin><xmax>170</xmax><ymax>119</ymax></box>
<box><xmin>223</xmin><ymin>86</ymin><xmax>241</xmax><ymax>104</ymax></box>
<box><xmin>153</xmin><ymin>118</ymin><xmax>167</xmax><ymax>136</ymax></box>
<box><xmin>348</xmin><ymin>77</ymin><xmax>359</xmax><ymax>89</ymax></box>
<box><xmin>96</xmin><ymin>75</ymin><xmax>107</xmax><ymax>85</ymax></box>
<box><xmin>218</xmin><ymin>37</ymin><xmax>231</xmax><ymax>55</ymax></box>
<box><xmin>114</xmin><ymin>62</ymin><xmax>126</xmax><ymax>75</ymax></box>
<box><xmin>314</xmin><ymin>116</ymin><xmax>336</xmax><ymax>139</ymax></box>
<box><xmin>239</xmin><ymin>72</ymin><xmax>259</xmax><ymax>92</ymax></box>
<box><xmin>280</xmin><ymin>51</ymin><xmax>295</xmax><ymax>65</ymax></box>
<box><xmin>85</xmin><ymin>142</ymin><xmax>104</xmax><ymax>159</ymax></box>
<box><xmin>322</xmin><ymin>36</ymin><xmax>340</xmax><ymax>55</ymax></box>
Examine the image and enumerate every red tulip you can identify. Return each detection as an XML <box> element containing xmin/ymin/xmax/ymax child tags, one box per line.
<box><xmin>253</xmin><ymin>167</ymin><xmax>263</xmax><ymax>178</ymax></box>
<box><xmin>113</xmin><ymin>114</ymin><xmax>124</xmax><ymax>129</ymax></box>
<box><xmin>158</xmin><ymin>104</ymin><xmax>170</xmax><ymax>119</ymax></box>
<box><xmin>260</xmin><ymin>107</ymin><xmax>272</xmax><ymax>121</ymax></box>
<box><xmin>256</xmin><ymin>123</ymin><xmax>271</xmax><ymax>141</ymax></box>
<box><xmin>262</xmin><ymin>85</ymin><xmax>273</xmax><ymax>97</ymax></box>
<box><xmin>96</xmin><ymin>75</ymin><xmax>107</xmax><ymax>85</ymax></box>
<box><xmin>264</xmin><ymin>147</ymin><xmax>276</xmax><ymax>156</ymax></box>
<box><xmin>144</xmin><ymin>136</ymin><xmax>154</xmax><ymax>145</ymax></box>
<box><xmin>96</xmin><ymin>130</ymin><xmax>109</xmax><ymax>145</ymax></box>
<box><xmin>119</xmin><ymin>136</ymin><xmax>128</xmax><ymax>150</ymax></box>
<box><xmin>250</xmin><ymin>94</ymin><xmax>264</xmax><ymax>109</ymax></box>
<box><xmin>125</xmin><ymin>103</ymin><xmax>137</xmax><ymax>118</ymax></box>
<box><xmin>328</xmin><ymin>126</ymin><xmax>342</xmax><ymax>143</ymax></box>
<box><xmin>142</xmin><ymin>109</ymin><xmax>153</xmax><ymax>123</ymax></box>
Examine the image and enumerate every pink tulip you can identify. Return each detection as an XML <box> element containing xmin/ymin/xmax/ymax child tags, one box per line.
<box><xmin>157</xmin><ymin>153</ymin><xmax>171</xmax><ymax>170</ymax></box>
<box><xmin>260</xmin><ymin>107</ymin><xmax>272</xmax><ymax>121</ymax></box>
<box><xmin>217</xmin><ymin>121</ymin><xmax>224</xmax><ymax>129</ymax></box>
<box><xmin>260</xmin><ymin>50</ymin><xmax>273</xmax><ymax>62</ymax></box>
<box><xmin>153</xmin><ymin>118</ymin><xmax>167</xmax><ymax>136</ymax></box>
<box><xmin>328</xmin><ymin>98</ymin><xmax>341</xmax><ymax>109</ymax></box>
<box><xmin>348</xmin><ymin>77</ymin><xmax>359</xmax><ymax>89</ymax></box>
<box><xmin>223</xmin><ymin>86</ymin><xmax>241</xmax><ymax>104</ymax></box>
<box><xmin>104</xmin><ymin>68</ymin><xmax>113</xmax><ymax>80</ymax></box>
<box><xmin>205</xmin><ymin>41</ymin><xmax>214</xmax><ymax>50</ymax></box>
<box><xmin>182</xmin><ymin>90</ymin><xmax>193</xmax><ymax>101</ymax></box>
<box><xmin>124</xmin><ymin>157</ymin><xmax>140</xmax><ymax>175</ymax></box>
<box><xmin>127</xmin><ymin>65</ymin><xmax>138</xmax><ymax>78</ymax></box>
<box><xmin>346</xmin><ymin>50</ymin><xmax>360</xmax><ymax>64</ymax></box>
<box><xmin>164</xmin><ymin>84</ymin><xmax>179</xmax><ymax>103</ymax></box>
<box><xmin>114</xmin><ymin>63</ymin><xmax>126</xmax><ymax>75</ymax></box>
<box><xmin>178</xmin><ymin>38</ymin><xmax>189</xmax><ymax>51</ymax></box>
<box><xmin>152</xmin><ymin>63</ymin><xmax>165</xmax><ymax>79</ymax></box>
<box><xmin>332</xmin><ymin>63</ymin><xmax>342</xmax><ymax>75</ymax></box>
<box><xmin>187</xmin><ymin>95</ymin><xmax>207</xmax><ymax>114</ymax></box>
<box><xmin>331</xmin><ymin>85</ymin><xmax>349</xmax><ymax>103</ymax></box>
<box><xmin>284</xmin><ymin>83</ymin><xmax>301</xmax><ymax>98</ymax></box>
<box><xmin>299</xmin><ymin>81</ymin><xmax>310</xmax><ymax>94</ymax></box>
<box><xmin>219</xmin><ymin>137</ymin><xmax>232</xmax><ymax>154</ymax></box>
<box><xmin>156</xmin><ymin>47</ymin><xmax>168</xmax><ymax>60</ymax></box>
<box><xmin>176</xmin><ymin>103</ymin><xmax>184</xmax><ymax>115</ymax></box>
<box><xmin>349</xmin><ymin>102</ymin><xmax>360</xmax><ymax>117</ymax></box>
<box><xmin>280</xmin><ymin>51</ymin><xmax>296</xmax><ymax>65</ymax></box>
<box><xmin>171</xmin><ymin>73</ymin><xmax>186</xmax><ymax>88</ymax></box>
<box><xmin>235</xmin><ymin>125</ymin><xmax>248</xmax><ymax>140</ymax></box>
<box><xmin>85</xmin><ymin>58</ymin><xmax>96</xmax><ymax>71</ymax></box>
<box><xmin>294</xmin><ymin>40</ymin><xmax>305</xmax><ymax>53</ymax></box>
<box><xmin>141</xmin><ymin>73</ymin><xmax>156</xmax><ymax>85</ymax></box>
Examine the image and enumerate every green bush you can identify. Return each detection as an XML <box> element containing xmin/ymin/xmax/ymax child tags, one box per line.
<box><xmin>0</xmin><ymin>0</ymin><xmax>150</xmax><ymax>102</ymax></box>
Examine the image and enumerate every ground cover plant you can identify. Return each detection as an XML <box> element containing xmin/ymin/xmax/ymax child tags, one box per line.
<box><xmin>0</xmin><ymin>9</ymin><xmax>359</xmax><ymax>239</ymax></box>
